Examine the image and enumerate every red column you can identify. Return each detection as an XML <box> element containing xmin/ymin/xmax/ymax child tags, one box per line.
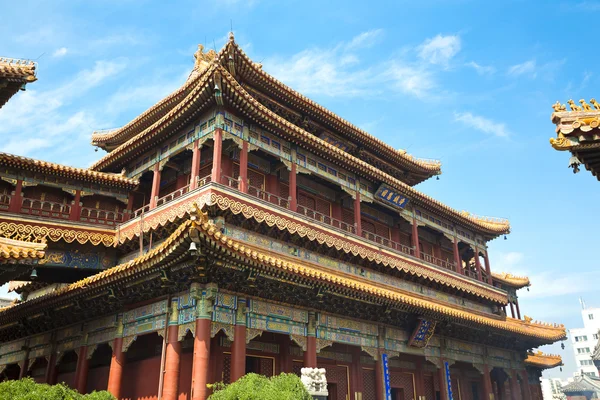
<box><xmin>123</xmin><ymin>193</ymin><xmax>135</xmax><ymax>222</ymax></box>
<box><xmin>149</xmin><ymin>163</ymin><xmax>161</xmax><ymax>209</ymax></box>
<box><xmin>515</xmin><ymin>300</ymin><xmax>522</xmax><ymax>320</ymax></box>
<box><xmin>484</xmin><ymin>252</ymin><xmax>493</xmax><ymax>284</ymax></box>
<box><xmin>18</xmin><ymin>357</ymin><xmax>29</xmax><ymax>379</ymax></box>
<box><xmin>69</xmin><ymin>190</ymin><xmax>81</xmax><ymax>221</ymax></box>
<box><xmin>107</xmin><ymin>337</ymin><xmax>125</xmax><ymax>398</ymax></box>
<box><xmin>510</xmin><ymin>302</ymin><xmax>516</xmax><ymax>319</ymax></box>
<box><xmin>279</xmin><ymin>338</ymin><xmax>292</xmax><ymax>374</ymax></box>
<box><xmin>239</xmin><ymin>141</ymin><xmax>249</xmax><ymax>193</ymax></box>
<box><xmin>190</xmin><ymin>140</ymin><xmax>201</xmax><ymax>190</ymax></box>
<box><xmin>510</xmin><ymin>370</ymin><xmax>522</xmax><ymax>400</ymax></box>
<box><xmin>304</xmin><ymin>337</ymin><xmax>317</xmax><ymax>368</ymax></box>
<box><xmin>482</xmin><ymin>364</ymin><xmax>494</xmax><ymax>400</ymax></box>
<box><xmin>45</xmin><ymin>352</ymin><xmax>57</xmax><ymax>384</ymax></box>
<box><xmin>230</xmin><ymin>324</ymin><xmax>246</xmax><ymax>382</ymax></box>
<box><xmin>354</xmin><ymin>192</ymin><xmax>362</xmax><ymax>236</ymax></box>
<box><xmin>75</xmin><ymin>346</ymin><xmax>89</xmax><ymax>394</ymax></box>
<box><xmin>289</xmin><ymin>163</ymin><xmax>297</xmax><ymax>211</ymax></box>
<box><xmin>9</xmin><ymin>179</ymin><xmax>23</xmax><ymax>213</ymax></box>
<box><xmin>475</xmin><ymin>248</ymin><xmax>483</xmax><ymax>282</ymax></box>
<box><xmin>412</xmin><ymin>218</ymin><xmax>421</xmax><ymax>257</ymax></box>
<box><xmin>211</xmin><ymin>129</ymin><xmax>223</xmax><ymax>184</ymax></box>
<box><xmin>453</xmin><ymin>237</ymin><xmax>462</xmax><ymax>274</ymax></box>
<box><xmin>415</xmin><ymin>359</ymin><xmax>426</xmax><ymax>400</ymax></box>
<box><xmin>520</xmin><ymin>370</ymin><xmax>531</xmax><ymax>400</ymax></box>
<box><xmin>438</xmin><ymin>360</ymin><xmax>449</xmax><ymax>400</ymax></box>
<box><xmin>351</xmin><ymin>347</ymin><xmax>364</xmax><ymax>398</ymax></box>
<box><xmin>192</xmin><ymin>318</ymin><xmax>212</xmax><ymax>400</ymax></box>
<box><xmin>375</xmin><ymin>354</ymin><xmax>384</xmax><ymax>400</ymax></box>
<box><xmin>162</xmin><ymin>324</ymin><xmax>181</xmax><ymax>400</ymax></box>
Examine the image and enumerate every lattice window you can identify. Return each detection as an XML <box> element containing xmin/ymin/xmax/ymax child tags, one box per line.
<box><xmin>424</xmin><ymin>375</ymin><xmax>435</xmax><ymax>400</ymax></box>
<box><xmin>292</xmin><ymin>361</ymin><xmax>303</xmax><ymax>377</ymax></box>
<box><xmin>390</xmin><ymin>372</ymin><xmax>415</xmax><ymax>400</ymax></box>
<box><xmin>362</xmin><ymin>369</ymin><xmax>376</xmax><ymax>400</ymax></box>
<box><xmin>279</xmin><ymin>183</ymin><xmax>289</xmax><ymax>200</ymax></box>
<box><xmin>223</xmin><ymin>354</ymin><xmax>231</xmax><ymax>384</ymax></box>
<box><xmin>342</xmin><ymin>208</ymin><xmax>354</xmax><ymax>226</ymax></box>
<box><xmin>421</xmin><ymin>240</ymin><xmax>434</xmax><ymax>256</ymax></box>
<box><xmin>362</xmin><ymin>219</ymin><xmax>376</xmax><ymax>234</ymax></box>
<box><xmin>299</xmin><ymin>193</ymin><xmax>315</xmax><ymax>210</ymax></box>
<box><xmin>260</xmin><ymin>358</ymin><xmax>274</xmax><ymax>377</ymax></box>
<box><xmin>325</xmin><ymin>365</ymin><xmax>349</xmax><ymax>400</ymax></box>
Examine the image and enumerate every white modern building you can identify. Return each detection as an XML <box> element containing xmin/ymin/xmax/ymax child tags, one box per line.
<box><xmin>541</xmin><ymin>377</ymin><xmax>567</xmax><ymax>400</ymax></box>
<box><xmin>569</xmin><ymin>303</ymin><xmax>600</xmax><ymax>377</ymax></box>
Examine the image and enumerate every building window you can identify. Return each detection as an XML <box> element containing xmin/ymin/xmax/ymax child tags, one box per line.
<box><xmin>578</xmin><ymin>348</ymin><xmax>592</xmax><ymax>354</ymax></box>
<box><xmin>594</xmin><ymin>334</ymin><xmax>599</xmax><ymax>340</ymax></box>
<box><xmin>589</xmin><ymin>314</ymin><xmax>594</xmax><ymax>320</ymax></box>
<box><xmin>581</xmin><ymin>360</ymin><xmax>594</xmax><ymax>366</ymax></box>
<box><xmin>576</xmin><ymin>336</ymin><xmax>589</xmax><ymax>342</ymax></box>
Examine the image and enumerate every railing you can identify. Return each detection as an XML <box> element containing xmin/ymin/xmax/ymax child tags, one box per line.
<box><xmin>297</xmin><ymin>204</ymin><xmax>356</xmax><ymax>234</ymax></box>
<box><xmin>420</xmin><ymin>252</ymin><xmax>455</xmax><ymax>271</ymax></box>
<box><xmin>247</xmin><ymin>184</ymin><xmax>290</xmax><ymax>209</ymax></box>
<box><xmin>196</xmin><ymin>174</ymin><xmax>212</xmax><ymax>188</ymax></box>
<box><xmin>80</xmin><ymin>207</ymin><xmax>123</xmax><ymax>226</ymax></box>
<box><xmin>21</xmin><ymin>198</ymin><xmax>71</xmax><ymax>220</ymax></box>
<box><xmin>361</xmin><ymin>230</ymin><xmax>414</xmax><ymax>256</ymax></box>
<box><xmin>156</xmin><ymin>184</ymin><xmax>190</xmax><ymax>208</ymax></box>
<box><xmin>0</xmin><ymin>194</ymin><xmax>10</xmax><ymax>210</ymax></box>
<box><xmin>222</xmin><ymin>175</ymin><xmax>239</xmax><ymax>190</ymax></box>
<box><xmin>134</xmin><ymin>204</ymin><xmax>151</xmax><ymax>219</ymax></box>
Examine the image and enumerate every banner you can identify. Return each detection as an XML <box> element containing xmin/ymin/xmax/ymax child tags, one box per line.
<box><xmin>444</xmin><ymin>361</ymin><xmax>454</xmax><ymax>400</ymax></box>
<box><xmin>382</xmin><ymin>353</ymin><xmax>392</xmax><ymax>400</ymax></box>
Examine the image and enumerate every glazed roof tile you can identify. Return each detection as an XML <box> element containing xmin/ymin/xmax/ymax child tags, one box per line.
<box><xmin>90</xmin><ymin>61</ymin><xmax>509</xmax><ymax>237</ymax></box>
<box><xmin>491</xmin><ymin>272</ymin><xmax>530</xmax><ymax>289</ymax></box>
<box><xmin>0</xmin><ymin>57</ymin><xmax>37</xmax><ymax>109</ymax></box>
<box><xmin>524</xmin><ymin>351</ymin><xmax>563</xmax><ymax>369</ymax></box>
<box><xmin>0</xmin><ymin>237</ymin><xmax>46</xmax><ymax>264</ymax></box>
<box><xmin>562</xmin><ymin>375</ymin><xmax>600</xmax><ymax>394</ymax></box>
<box><xmin>0</xmin><ymin>152</ymin><xmax>139</xmax><ymax>188</ymax></box>
<box><xmin>0</xmin><ymin>211</ymin><xmax>562</xmax><ymax>343</ymax></box>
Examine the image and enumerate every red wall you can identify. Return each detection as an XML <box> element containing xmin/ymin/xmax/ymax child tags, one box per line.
<box><xmin>121</xmin><ymin>356</ymin><xmax>161</xmax><ymax>400</ymax></box>
<box><xmin>55</xmin><ymin>371</ymin><xmax>76</xmax><ymax>389</ymax></box>
<box><xmin>86</xmin><ymin>366</ymin><xmax>109</xmax><ymax>394</ymax></box>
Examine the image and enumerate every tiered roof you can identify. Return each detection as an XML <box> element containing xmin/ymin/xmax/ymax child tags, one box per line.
<box><xmin>0</xmin><ymin>237</ymin><xmax>45</xmax><ymax>264</ymax></box>
<box><xmin>89</xmin><ymin>36</ymin><xmax>509</xmax><ymax>239</ymax></box>
<box><xmin>491</xmin><ymin>272</ymin><xmax>530</xmax><ymax>289</ymax></box>
<box><xmin>0</xmin><ymin>152</ymin><xmax>139</xmax><ymax>188</ymax></box>
<box><xmin>524</xmin><ymin>350</ymin><xmax>563</xmax><ymax>369</ymax></box>
<box><xmin>0</xmin><ymin>57</ymin><xmax>37</xmax><ymax>109</ymax></box>
<box><xmin>0</xmin><ymin>209</ymin><xmax>564</xmax><ymax>344</ymax></box>
<box><xmin>562</xmin><ymin>375</ymin><xmax>600</xmax><ymax>395</ymax></box>
<box><xmin>550</xmin><ymin>99</ymin><xmax>600</xmax><ymax>179</ymax></box>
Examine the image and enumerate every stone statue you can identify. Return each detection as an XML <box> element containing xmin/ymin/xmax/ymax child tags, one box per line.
<box><xmin>301</xmin><ymin>367</ymin><xmax>328</xmax><ymax>398</ymax></box>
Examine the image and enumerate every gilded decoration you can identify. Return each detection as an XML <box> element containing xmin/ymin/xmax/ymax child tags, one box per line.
<box><xmin>316</xmin><ymin>339</ymin><xmax>333</xmax><ymax>353</ymax></box>
<box><xmin>290</xmin><ymin>334</ymin><xmax>307</xmax><ymax>351</ymax></box>
<box><xmin>211</xmin><ymin>322</ymin><xmax>234</xmax><ymax>341</ymax></box>
<box><xmin>0</xmin><ymin>221</ymin><xmax>115</xmax><ymax>247</ymax></box>
<box><xmin>178</xmin><ymin>322</ymin><xmax>195</xmax><ymax>341</ymax></box>
<box><xmin>246</xmin><ymin>328</ymin><xmax>263</xmax><ymax>344</ymax></box>
<box><xmin>0</xmin><ymin>237</ymin><xmax>46</xmax><ymax>264</ymax></box>
<box><xmin>122</xmin><ymin>335</ymin><xmax>137</xmax><ymax>352</ymax></box>
<box><xmin>408</xmin><ymin>318</ymin><xmax>437</xmax><ymax>349</ymax></box>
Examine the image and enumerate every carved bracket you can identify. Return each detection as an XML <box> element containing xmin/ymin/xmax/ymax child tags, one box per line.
<box><xmin>121</xmin><ymin>335</ymin><xmax>137</xmax><ymax>353</ymax></box>
<box><xmin>361</xmin><ymin>346</ymin><xmax>379</xmax><ymax>361</ymax></box>
<box><xmin>290</xmin><ymin>334</ymin><xmax>307</xmax><ymax>351</ymax></box>
<box><xmin>316</xmin><ymin>339</ymin><xmax>333</xmax><ymax>353</ymax></box>
<box><xmin>211</xmin><ymin>322</ymin><xmax>234</xmax><ymax>342</ymax></box>
<box><xmin>178</xmin><ymin>323</ymin><xmax>196</xmax><ymax>341</ymax></box>
<box><xmin>86</xmin><ymin>344</ymin><xmax>98</xmax><ymax>360</ymax></box>
<box><xmin>425</xmin><ymin>356</ymin><xmax>442</xmax><ymax>369</ymax></box>
<box><xmin>472</xmin><ymin>363</ymin><xmax>486</xmax><ymax>375</ymax></box>
<box><xmin>246</xmin><ymin>328</ymin><xmax>263</xmax><ymax>344</ymax></box>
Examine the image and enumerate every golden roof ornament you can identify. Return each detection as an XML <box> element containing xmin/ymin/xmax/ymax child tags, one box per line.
<box><xmin>568</xmin><ymin>99</ymin><xmax>582</xmax><ymax>111</ymax></box>
<box><xmin>591</xmin><ymin>98</ymin><xmax>600</xmax><ymax>110</ymax></box>
<box><xmin>552</xmin><ymin>101</ymin><xmax>566</xmax><ymax>112</ymax></box>
<box><xmin>580</xmin><ymin>99</ymin><xmax>593</xmax><ymax>111</ymax></box>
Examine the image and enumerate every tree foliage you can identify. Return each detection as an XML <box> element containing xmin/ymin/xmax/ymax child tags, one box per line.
<box><xmin>0</xmin><ymin>378</ymin><xmax>115</xmax><ymax>400</ymax></box>
<box><xmin>208</xmin><ymin>373</ymin><xmax>312</xmax><ymax>400</ymax></box>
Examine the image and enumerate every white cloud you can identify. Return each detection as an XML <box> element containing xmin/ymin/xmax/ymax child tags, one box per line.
<box><xmin>454</xmin><ymin>112</ymin><xmax>511</xmax><ymax>137</ymax></box>
<box><xmin>508</xmin><ymin>60</ymin><xmax>536</xmax><ymax>77</ymax></box>
<box><xmin>264</xmin><ymin>30</ymin><xmax>440</xmax><ymax>99</ymax></box>
<box><xmin>466</xmin><ymin>61</ymin><xmax>495</xmax><ymax>75</ymax></box>
<box><xmin>418</xmin><ymin>34</ymin><xmax>461</xmax><ymax>67</ymax></box>
<box><xmin>52</xmin><ymin>47</ymin><xmax>68</xmax><ymax>57</ymax></box>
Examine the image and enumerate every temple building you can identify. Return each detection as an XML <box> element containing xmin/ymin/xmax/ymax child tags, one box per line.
<box><xmin>550</xmin><ymin>99</ymin><xmax>600</xmax><ymax>179</ymax></box>
<box><xmin>0</xmin><ymin>37</ymin><xmax>566</xmax><ymax>400</ymax></box>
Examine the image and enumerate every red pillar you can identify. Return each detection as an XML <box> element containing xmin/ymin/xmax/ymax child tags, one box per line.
<box><xmin>475</xmin><ymin>248</ymin><xmax>483</xmax><ymax>281</ymax></box>
<box><xmin>415</xmin><ymin>359</ymin><xmax>426</xmax><ymax>400</ymax></box>
<box><xmin>453</xmin><ymin>237</ymin><xmax>462</xmax><ymax>274</ymax></box>
<box><xmin>107</xmin><ymin>337</ymin><xmax>125</xmax><ymax>398</ymax></box>
<box><xmin>123</xmin><ymin>193</ymin><xmax>135</xmax><ymax>222</ymax></box>
<box><xmin>510</xmin><ymin>302</ymin><xmax>516</xmax><ymax>319</ymax></box>
<box><xmin>484</xmin><ymin>252</ymin><xmax>493</xmax><ymax>284</ymax></box>
<box><xmin>289</xmin><ymin>163</ymin><xmax>297</xmax><ymax>211</ymax></box>
<box><xmin>18</xmin><ymin>357</ymin><xmax>29</xmax><ymax>379</ymax></box>
<box><xmin>279</xmin><ymin>338</ymin><xmax>292</xmax><ymax>374</ymax></box>
<box><xmin>162</xmin><ymin>324</ymin><xmax>181</xmax><ymax>400</ymax></box>
<box><xmin>69</xmin><ymin>190</ymin><xmax>81</xmax><ymax>221</ymax></box>
<box><xmin>9</xmin><ymin>179</ymin><xmax>23</xmax><ymax>213</ymax></box>
<box><xmin>211</xmin><ymin>129</ymin><xmax>223</xmax><ymax>184</ymax></box>
<box><xmin>75</xmin><ymin>346</ymin><xmax>89</xmax><ymax>394</ymax></box>
<box><xmin>482</xmin><ymin>364</ymin><xmax>494</xmax><ymax>400</ymax></box>
<box><xmin>351</xmin><ymin>347</ymin><xmax>364</xmax><ymax>398</ymax></box>
<box><xmin>190</xmin><ymin>140</ymin><xmax>201</xmax><ymax>190</ymax></box>
<box><xmin>438</xmin><ymin>360</ymin><xmax>449</xmax><ymax>400</ymax></box>
<box><xmin>149</xmin><ymin>163</ymin><xmax>161</xmax><ymax>209</ymax></box>
<box><xmin>516</xmin><ymin>300</ymin><xmax>522</xmax><ymax>320</ymax></box>
<box><xmin>510</xmin><ymin>370</ymin><xmax>522</xmax><ymax>400</ymax></box>
<box><xmin>192</xmin><ymin>318</ymin><xmax>212</xmax><ymax>400</ymax></box>
<box><xmin>375</xmin><ymin>354</ymin><xmax>384</xmax><ymax>400</ymax></box>
<box><xmin>45</xmin><ymin>352</ymin><xmax>57</xmax><ymax>384</ymax></box>
<box><xmin>230</xmin><ymin>324</ymin><xmax>247</xmax><ymax>382</ymax></box>
<box><xmin>304</xmin><ymin>337</ymin><xmax>317</xmax><ymax>368</ymax></box>
<box><xmin>520</xmin><ymin>370</ymin><xmax>531</xmax><ymax>400</ymax></box>
<box><xmin>354</xmin><ymin>192</ymin><xmax>362</xmax><ymax>236</ymax></box>
<box><xmin>412</xmin><ymin>218</ymin><xmax>421</xmax><ymax>257</ymax></box>
<box><xmin>239</xmin><ymin>141</ymin><xmax>249</xmax><ymax>193</ymax></box>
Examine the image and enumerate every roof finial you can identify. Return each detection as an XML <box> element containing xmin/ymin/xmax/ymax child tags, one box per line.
<box><xmin>229</xmin><ymin>30</ymin><xmax>235</xmax><ymax>42</ymax></box>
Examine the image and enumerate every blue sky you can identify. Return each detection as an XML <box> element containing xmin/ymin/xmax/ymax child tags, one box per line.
<box><xmin>2</xmin><ymin>0</ymin><xmax>599</xmax><ymax>379</ymax></box>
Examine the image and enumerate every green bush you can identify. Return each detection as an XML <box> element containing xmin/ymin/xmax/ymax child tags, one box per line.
<box><xmin>0</xmin><ymin>378</ymin><xmax>115</xmax><ymax>400</ymax></box>
<box><xmin>208</xmin><ymin>373</ymin><xmax>311</xmax><ymax>400</ymax></box>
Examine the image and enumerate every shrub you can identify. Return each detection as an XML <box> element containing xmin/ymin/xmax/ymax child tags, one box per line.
<box><xmin>208</xmin><ymin>373</ymin><xmax>311</xmax><ymax>400</ymax></box>
<box><xmin>0</xmin><ymin>378</ymin><xmax>116</xmax><ymax>400</ymax></box>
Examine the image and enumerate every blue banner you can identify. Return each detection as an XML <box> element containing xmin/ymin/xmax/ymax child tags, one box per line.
<box><xmin>382</xmin><ymin>353</ymin><xmax>392</xmax><ymax>400</ymax></box>
<box><xmin>375</xmin><ymin>184</ymin><xmax>409</xmax><ymax>209</ymax></box>
<box><xmin>444</xmin><ymin>361</ymin><xmax>454</xmax><ymax>400</ymax></box>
